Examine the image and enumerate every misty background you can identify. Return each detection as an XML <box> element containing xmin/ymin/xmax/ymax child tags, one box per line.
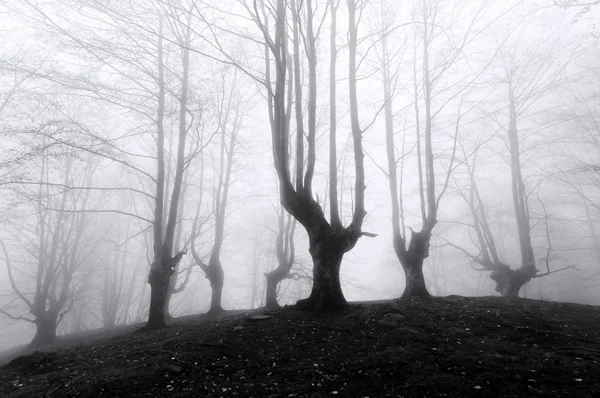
<box><xmin>0</xmin><ymin>0</ymin><xmax>599</xmax><ymax>351</ymax></box>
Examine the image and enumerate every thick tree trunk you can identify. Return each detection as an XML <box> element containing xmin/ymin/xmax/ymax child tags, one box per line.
<box><xmin>163</xmin><ymin>261</ymin><xmax>181</xmax><ymax>320</ymax></box>
<box><xmin>395</xmin><ymin>230</ymin><xmax>432</xmax><ymax>298</ymax></box>
<box><xmin>29</xmin><ymin>314</ymin><xmax>57</xmax><ymax>349</ymax></box>
<box><xmin>296</xmin><ymin>239</ymin><xmax>346</xmax><ymax>312</ymax></box>
<box><xmin>146</xmin><ymin>250</ymin><xmax>186</xmax><ymax>328</ymax></box>
<box><xmin>490</xmin><ymin>266</ymin><xmax>535</xmax><ymax>298</ymax></box>
<box><xmin>163</xmin><ymin>290</ymin><xmax>173</xmax><ymax>320</ymax></box>
<box><xmin>264</xmin><ymin>274</ymin><xmax>280</xmax><ymax>308</ymax></box>
<box><xmin>163</xmin><ymin>270</ymin><xmax>179</xmax><ymax>320</ymax></box>
<box><xmin>147</xmin><ymin>267</ymin><xmax>171</xmax><ymax>329</ymax></box>
<box><xmin>401</xmin><ymin>257</ymin><xmax>430</xmax><ymax>298</ymax></box>
<box><xmin>265</xmin><ymin>265</ymin><xmax>291</xmax><ymax>308</ymax></box>
<box><xmin>207</xmin><ymin>260</ymin><xmax>224</xmax><ymax>314</ymax></box>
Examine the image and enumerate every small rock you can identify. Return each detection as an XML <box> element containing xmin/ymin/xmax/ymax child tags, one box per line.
<box><xmin>387</xmin><ymin>306</ymin><xmax>404</xmax><ymax>314</ymax></box>
<box><xmin>170</xmin><ymin>364</ymin><xmax>183</xmax><ymax>373</ymax></box>
<box><xmin>387</xmin><ymin>327</ymin><xmax>421</xmax><ymax>338</ymax></box>
<box><xmin>379</xmin><ymin>313</ymin><xmax>407</xmax><ymax>327</ymax></box>
<box><xmin>249</xmin><ymin>314</ymin><xmax>272</xmax><ymax>321</ymax></box>
<box><xmin>233</xmin><ymin>326</ymin><xmax>244</xmax><ymax>331</ymax></box>
<box><xmin>7</xmin><ymin>352</ymin><xmax>58</xmax><ymax>370</ymax></box>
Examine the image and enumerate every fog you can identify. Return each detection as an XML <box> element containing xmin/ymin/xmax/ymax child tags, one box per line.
<box><xmin>0</xmin><ymin>0</ymin><xmax>598</xmax><ymax>352</ymax></box>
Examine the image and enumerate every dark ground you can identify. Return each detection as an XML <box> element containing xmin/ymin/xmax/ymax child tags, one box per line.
<box><xmin>1</xmin><ymin>296</ymin><xmax>599</xmax><ymax>397</ymax></box>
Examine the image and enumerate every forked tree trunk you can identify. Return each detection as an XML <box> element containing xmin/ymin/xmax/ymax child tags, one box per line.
<box><xmin>395</xmin><ymin>230</ymin><xmax>432</xmax><ymax>298</ymax></box>
<box><xmin>490</xmin><ymin>266</ymin><xmax>536</xmax><ymax>298</ymax></box>
<box><xmin>261</xmin><ymin>0</ymin><xmax>369</xmax><ymax>314</ymax></box>
<box><xmin>30</xmin><ymin>314</ymin><xmax>58</xmax><ymax>349</ymax></box>
<box><xmin>147</xmin><ymin>252</ymin><xmax>186</xmax><ymax>329</ymax></box>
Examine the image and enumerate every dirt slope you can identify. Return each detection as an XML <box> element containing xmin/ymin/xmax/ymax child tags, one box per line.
<box><xmin>1</xmin><ymin>296</ymin><xmax>599</xmax><ymax>397</ymax></box>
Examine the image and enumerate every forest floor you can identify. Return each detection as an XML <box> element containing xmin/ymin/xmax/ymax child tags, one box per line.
<box><xmin>0</xmin><ymin>296</ymin><xmax>599</xmax><ymax>397</ymax></box>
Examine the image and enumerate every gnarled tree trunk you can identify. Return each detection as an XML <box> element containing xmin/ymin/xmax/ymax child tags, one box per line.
<box><xmin>29</xmin><ymin>313</ymin><xmax>58</xmax><ymax>349</ymax></box>
<box><xmin>490</xmin><ymin>266</ymin><xmax>537</xmax><ymax>298</ymax></box>
<box><xmin>254</xmin><ymin>0</ymin><xmax>372</xmax><ymax>314</ymax></box>
<box><xmin>296</xmin><ymin>234</ymin><xmax>347</xmax><ymax>311</ymax></box>
<box><xmin>147</xmin><ymin>252</ymin><xmax>185</xmax><ymax>329</ymax></box>
<box><xmin>290</xmin><ymin>216</ymin><xmax>360</xmax><ymax>311</ymax></box>
<box><xmin>395</xmin><ymin>230</ymin><xmax>432</xmax><ymax>298</ymax></box>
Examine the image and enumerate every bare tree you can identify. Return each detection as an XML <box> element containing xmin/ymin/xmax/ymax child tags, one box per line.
<box><xmin>449</xmin><ymin>142</ymin><xmax>574</xmax><ymax>297</ymax></box>
<box><xmin>147</xmin><ymin>6</ymin><xmax>193</xmax><ymax>328</ymax></box>
<box><xmin>461</xmin><ymin>23</ymin><xmax>581</xmax><ymax>296</ymax></box>
<box><xmin>381</xmin><ymin>0</ymin><xmax>497</xmax><ymax>297</ymax></box>
<box><xmin>99</xmin><ymin>220</ymin><xmax>132</xmax><ymax>329</ymax></box>
<box><xmin>242</xmin><ymin>0</ymin><xmax>376</xmax><ymax>312</ymax></box>
<box><xmin>190</xmin><ymin>68</ymin><xmax>248</xmax><ymax>314</ymax></box>
<box><xmin>0</xmin><ymin>145</ymin><xmax>96</xmax><ymax>347</ymax></box>
<box><xmin>8</xmin><ymin>0</ymin><xmax>212</xmax><ymax>329</ymax></box>
<box><xmin>265</xmin><ymin>204</ymin><xmax>297</xmax><ymax>308</ymax></box>
<box><xmin>552</xmin><ymin>65</ymin><xmax>600</xmax><ymax>290</ymax></box>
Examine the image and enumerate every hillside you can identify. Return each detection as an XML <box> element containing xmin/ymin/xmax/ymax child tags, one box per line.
<box><xmin>1</xmin><ymin>296</ymin><xmax>599</xmax><ymax>397</ymax></box>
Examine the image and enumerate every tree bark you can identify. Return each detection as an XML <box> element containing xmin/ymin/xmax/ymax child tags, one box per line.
<box><xmin>395</xmin><ymin>230</ymin><xmax>432</xmax><ymax>298</ymax></box>
<box><xmin>259</xmin><ymin>0</ymin><xmax>369</xmax><ymax>312</ymax></box>
<box><xmin>490</xmin><ymin>266</ymin><xmax>536</xmax><ymax>298</ymax></box>
<box><xmin>29</xmin><ymin>314</ymin><xmax>58</xmax><ymax>349</ymax></box>
<box><xmin>147</xmin><ymin>262</ymin><xmax>172</xmax><ymax>329</ymax></box>
<box><xmin>400</xmin><ymin>257</ymin><xmax>430</xmax><ymax>298</ymax></box>
<box><xmin>296</xmin><ymin>231</ymin><xmax>348</xmax><ymax>312</ymax></box>
<box><xmin>163</xmin><ymin>287</ymin><xmax>173</xmax><ymax>320</ymax></box>
<box><xmin>146</xmin><ymin>12</ymin><xmax>191</xmax><ymax>329</ymax></box>
<box><xmin>206</xmin><ymin>258</ymin><xmax>224</xmax><ymax>314</ymax></box>
<box><xmin>265</xmin><ymin>272</ymin><xmax>281</xmax><ymax>308</ymax></box>
<box><xmin>147</xmin><ymin>249</ymin><xmax>186</xmax><ymax>328</ymax></box>
<box><xmin>264</xmin><ymin>205</ymin><xmax>296</xmax><ymax>308</ymax></box>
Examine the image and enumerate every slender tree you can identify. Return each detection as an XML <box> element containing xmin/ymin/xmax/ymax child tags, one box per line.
<box><xmin>264</xmin><ymin>204</ymin><xmax>297</xmax><ymax>308</ymax></box>
<box><xmin>381</xmin><ymin>0</ymin><xmax>497</xmax><ymax>297</ymax></box>
<box><xmin>147</xmin><ymin>7</ymin><xmax>192</xmax><ymax>328</ymax></box>
<box><xmin>190</xmin><ymin>68</ymin><xmax>247</xmax><ymax>314</ymax></box>
<box><xmin>0</xmin><ymin>146</ymin><xmax>96</xmax><ymax>347</ymax></box>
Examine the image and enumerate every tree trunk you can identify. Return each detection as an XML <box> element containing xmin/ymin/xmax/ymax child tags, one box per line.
<box><xmin>147</xmin><ymin>266</ymin><xmax>171</xmax><ymax>329</ymax></box>
<box><xmin>296</xmin><ymin>238</ymin><xmax>346</xmax><ymax>312</ymax></box>
<box><xmin>401</xmin><ymin>257</ymin><xmax>430</xmax><ymax>298</ymax></box>
<box><xmin>163</xmin><ymin>268</ymin><xmax>179</xmax><ymax>320</ymax></box>
<box><xmin>490</xmin><ymin>266</ymin><xmax>535</xmax><ymax>298</ymax></box>
<box><xmin>265</xmin><ymin>266</ymin><xmax>290</xmax><ymax>308</ymax></box>
<box><xmin>207</xmin><ymin>260</ymin><xmax>224</xmax><ymax>314</ymax></box>
<box><xmin>395</xmin><ymin>230</ymin><xmax>432</xmax><ymax>298</ymax></box>
<box><xmin>29</xmin><ymin>314</ymin><xmax>57</xmax><ymax>349</ymax></box>
<box><xmin>163</xmin><ymin>290</ymin><xmax>173</xmax><ymax>320</ymax></box>
<box><xmin>264</xmin><ymin>273</ymin><xmax>280</xmax><ymax>308</ymax></box>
